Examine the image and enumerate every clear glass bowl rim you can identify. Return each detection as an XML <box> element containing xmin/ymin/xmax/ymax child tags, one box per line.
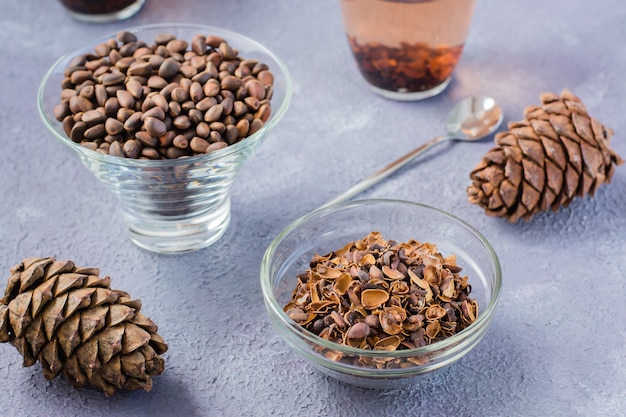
<box><xmin>261</xmin><ymin>199</ymin><xmax>502</xmax><ymax>360</ymax></box>
<box><xmin>37</xmin><ymin>22</ymin><xmax>293</xmax><ymax>168</ymax></box>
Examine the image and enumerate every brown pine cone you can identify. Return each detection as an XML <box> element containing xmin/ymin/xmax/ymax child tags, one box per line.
<box><xmin>467</xmin><ymin>89</ymin><xmax>623</xmax><ymax>221</ymax></box>
<box><xmin>0</xmin><ymin>257</ymin><xmax>167</xmax><ymax>396</ymax></box>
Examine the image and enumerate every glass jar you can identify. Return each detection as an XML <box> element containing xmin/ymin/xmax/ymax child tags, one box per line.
<box><xmin>340</xmin><ymin>0</ymin><xmax>476</xmax><ymax>101</ymax></box>
<box><xmin>59</xmin><ymin>0</ymin><xmax>146</xmax><ymax>23</ymax></box>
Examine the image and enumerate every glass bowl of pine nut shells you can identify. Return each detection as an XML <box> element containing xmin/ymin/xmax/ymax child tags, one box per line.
<box><xmin>38</xmin><ymin>23</ymin><xmax>292</xmax><ymax>253</ymax></box>
<box><xmin>261</xmin><ymin>199</ymin><xmax>501</xmax><ymax>389</ymax></box>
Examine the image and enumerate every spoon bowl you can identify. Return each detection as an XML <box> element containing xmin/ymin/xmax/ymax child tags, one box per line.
<box><xmin>321</xmin><ymin>96</ymin><xmax>503</xmax><ymax>208</ymax></box>
<box><xmin>446</xmin><ymin>96</ymin><xmax>503</xmax><ymax>139</ymax></box>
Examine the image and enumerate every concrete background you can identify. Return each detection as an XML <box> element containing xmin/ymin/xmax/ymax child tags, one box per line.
<box><xmin>0</xmin><ymin>1</ymin><xmax>625</xmax><ymax>416</ymax></box>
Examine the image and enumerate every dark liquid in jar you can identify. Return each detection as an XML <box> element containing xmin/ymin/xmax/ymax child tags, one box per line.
<box><xmin>59</xmin><ymin>0</ymin><xmax>138</xmax><ymax>15</ymax></box>
<box><xmin>349</xmin><ymin>39</ymin><xmax>464</xmax><ymax>92</ymax></box>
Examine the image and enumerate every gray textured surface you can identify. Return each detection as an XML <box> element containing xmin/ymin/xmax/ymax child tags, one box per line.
<box><xmin>1</xmin><ymin>1</ymin><xmax>625</xmax><ymax>416</ymax></box>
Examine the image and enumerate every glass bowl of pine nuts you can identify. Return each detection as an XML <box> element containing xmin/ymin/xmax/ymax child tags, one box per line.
<box><xmin>38</xmin><ymin>23</ymin><xmax>292</xmax><ymax>253</ymax></box>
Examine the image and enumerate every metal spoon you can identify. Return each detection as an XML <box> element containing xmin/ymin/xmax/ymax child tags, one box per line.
<box><xmin>320</xmin><ymin>96</ymin><xmax>503</xmax><ymax>209</ymax></box>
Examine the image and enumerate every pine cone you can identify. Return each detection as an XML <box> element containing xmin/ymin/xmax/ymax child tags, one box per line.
<box><xmin>467</xmin><ymin>89</ymin><xmax>623</xmax><ymax>221</ymax></box>
<box><xmin>0</xmin><ymin>257</ymin><xmax>167</xmax><ymax>396</ymax></box>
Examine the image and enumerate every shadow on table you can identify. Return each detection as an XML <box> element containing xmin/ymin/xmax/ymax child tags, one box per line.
<box><xmin>40</xmin><ymin>371</ymin><xmax>206</xmax><ymax>417</ymax></box>
<box><xmin>309</xmin><ymin>318</ymin><xmax>542</xmax><ymax>417</ymax></box>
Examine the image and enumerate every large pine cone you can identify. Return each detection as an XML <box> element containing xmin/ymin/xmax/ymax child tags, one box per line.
<box><xmin>0</xmin><ymin>257</ymin><xmax>167</xmax><ymax>396</ymax></box>
<box><xmin>467</xmin><ymin>89</ymin><xmax>623</xmax><ymax>222</ymax></box>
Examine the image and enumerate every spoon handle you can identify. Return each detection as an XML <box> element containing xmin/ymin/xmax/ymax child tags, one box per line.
<box><xmin>320</xmin><ymin>134</ymin><xmax>448</xmax><ymax>209</ymax></box>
